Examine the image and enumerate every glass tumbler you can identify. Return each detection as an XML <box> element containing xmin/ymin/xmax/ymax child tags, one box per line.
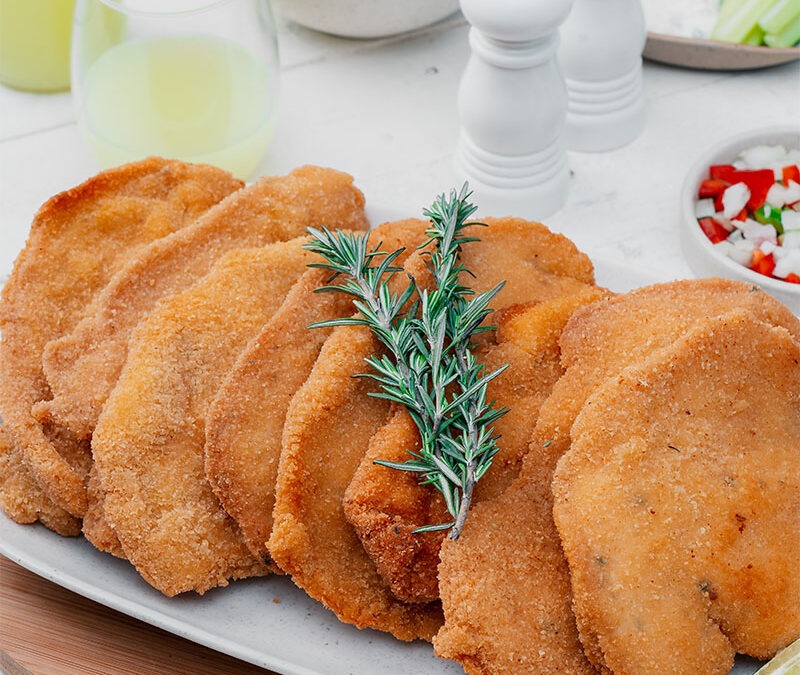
<box><xmin>71</xmin><ymin>0</ymin><xmax>279</xmax><ymax>179</ymax></box>
<box><xmin>0</xmin><ymin>0</ymin><xmax>75</xmax><ymax>91</ymax></box>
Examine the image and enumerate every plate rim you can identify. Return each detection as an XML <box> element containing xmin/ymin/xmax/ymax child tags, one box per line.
<box><xmin>644</xmin><ymin>30</ymin><xmax>800</xmax><ymax>70</ymax></box>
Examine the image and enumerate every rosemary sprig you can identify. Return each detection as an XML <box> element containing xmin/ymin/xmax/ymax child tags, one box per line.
<box><xmin>304</xmin><ymin>185</ymin><xmax>507</xmax><ymax>540</ymax></box>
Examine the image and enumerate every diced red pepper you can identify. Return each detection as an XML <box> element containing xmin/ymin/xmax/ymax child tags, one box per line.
<box><xmin>698</xmin><ymin>217</ymin><xmax>729</xmax><ymax>244</ymax></box>
<box><xmin>782</xmin><ymin>165</ymin><xmax>800</xmax><ymax>185</ymax></box>
<box><xmin>731</xmin><ymin>208</ymin><xmax>748</xmax><ymax>222</ymax></box>
<box><xmin>710</xmin><ymin>164</ymin><xmax>737</xmax><ymax>181</ymax></box>
<box><xmin>698</xmin><ymin>178</ymin><xmax>729</xmax><ymax>199</ymax></box>
<box><xmin>751</xmin><ymin>250</ymin><xmax>776</xmax><ymax>277</ymax></box>
<box><xmin>784</xmin><ymin>273</ymin><xmax>800</xmax><ymax>284</ymax></box>
<box><xmin>729</xmin><ymin>169</ymin><xmax>775</xmax><ymax>211</ymax></box>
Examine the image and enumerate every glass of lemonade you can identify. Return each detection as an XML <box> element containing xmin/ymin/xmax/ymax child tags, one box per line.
<box><xmin>0</xmin><ymin>0</ymin><xmax>75</xmax><ymax>91</ymax></box>
<box><xmin>71</xmin><ymin>0</ymin><xmax>279</xmax><ymax>179</ymax></box>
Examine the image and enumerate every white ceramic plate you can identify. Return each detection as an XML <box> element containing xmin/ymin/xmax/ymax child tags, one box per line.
<box><xmin>0</xmin><ymin>254</ymin><xmax>764</xmax><ymax>675</ymax></box>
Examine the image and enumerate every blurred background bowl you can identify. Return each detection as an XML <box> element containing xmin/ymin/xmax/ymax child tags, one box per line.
<box><xmin>273</xmin><ymin>0</ymin><xmax>460</xmax><ymax>39</ymax></box>
<box><xmin>680</xmin><ymin>126</ymin><xmax>800</xmax><ymax>314</ymax></box>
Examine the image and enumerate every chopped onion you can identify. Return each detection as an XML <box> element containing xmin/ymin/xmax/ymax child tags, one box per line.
<box><xmin>783</xmin><ymin>210</ymin><xmax>800</xmax><ymax>230</ymax></box>
<box><xmin>783</xmin><ymin>180</ymin><xmax>800</xmax><ymax>205</ymax></box>
<box><xmin>695</xmin><ymin>198</ymin><xmax>716</xmax><ymax>218</ymax></box>
<box><xmin>695</xmin><ymin>141</ymin><xmax>800</xmax><ymax>284</ymax></box>
<box><xmin>781</xmin><ymin>230</ymin><xmax>800</xmax><ymax>249</ymax></box>
<box><xmin>760</xmin><ymin>240</ymin><xmax>778</xmax><ymax>255</ymax></box>
<box><xmin>767</xmin><ymin>183</ymin><xmax>788</xmax><ymax>208</ymax></box>
<box><xmin>712</xmin><ymin>212</ymin><xmax>736</xmax><ymax>231</ymax></box>
<box><xmin>715</xmin><ymin>240</ymin><xmax>754</xmax><ymax>267</ymax></box>
<box><xmin>773</xmin><ymin>249</ymin><xmax>800</xmax><ymax>279</ymax></box>
<box><xmin>741</xmin><ymin>219</ymin><xmax>778</xmax><ymax>245</ymax></box>
<box><xmin>738</xmin><ymin>144</ymin><xmax>788</xmax><ymax>170</ymax></box>
<box><xmin>722</xmin><ymin>182</ymin><xmax>750</xmax><ymax>217</ymax></box>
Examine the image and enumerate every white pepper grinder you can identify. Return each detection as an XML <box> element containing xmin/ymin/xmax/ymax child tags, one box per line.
<box><xmin>455</xmin><ymin>0</ymin><xmax>575</xmax><ymax>219</ymax></box>
<box><xmin>558</xmin><ymin>0</ymin><xmax>647</xmax><ymax>152</ymax></box>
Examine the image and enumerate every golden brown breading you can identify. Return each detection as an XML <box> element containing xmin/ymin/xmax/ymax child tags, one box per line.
<box><xmin>468</xmin><ymin>217</ymin><xmax>595</xmax><ymax>293</ymax></box>
<box><xmin>343</xmin><ymin>288</ymin><xmax>610</xmax><ymax>607</ymax></box>
<box><xmin>35</xmin><ymin>166</ymin><xmax>369</xmax><ymax>441</ymax></box>
<box><xmin>529</xmin><ymin>281</ymin><xmax>800</xmax><ymax>674</ymax></box>
<box><xmin>532</xmin><ymin>278</ymin><xmax>800</xmax><ymax>492</ymax></box>
<box><xmin>432</xmin><ymin>291</ymin><xmax>610</xmax><ymax>675</ymax></box>
<box><xmin>0</xmin><ymin>425</ymin><xmax>81</xmax><ymax>536</ymax></box>
<box><xmin>553</xmin><ymin>310</ymin><xmax>800</xmax><ymax>674</ymax></box>
<box><xmin>92</xmin><ymin>239</ymin><xmax>313</xmax><ymax>596</ymax></box>
<box><xmin>343</xmin><ymin>405</ymin><xmax>448</xmax><ymax>604</ymax></box>
<box><xmin>203</xmin><ymin>219</ymin><xmax>428</xmax><ymax>563</ymax></box>
<box><xmin>401</xmin><ymin>217</ymin><xmax>596</xmax><ymax>319</ymax></box>
<box><xmin>204</xmin><ymin>266</ymin><xmax>355</xmax><ymax>560</ymax></box>
<box><xmin>343</xmin><ymin>218</ymin><xmax>601</xmax><ymax>605</ymax></box>
<box><xmin>434</xmin><ymin>279</ymin><xmax>800</xmax><ymax>675</ymax></box>
<box><xmin>0</xmin><ymin>158</ymin><xmax>242</xmax><ymax>520</ymax></box>
<box><xmin>435</xmin><ymin>468</ymin><xmax>598</xmax><ymax>675</ymax></box>
<box><xmin>82</xmin><ymin>465</ymin><xmax>125</xmax><ymax>558</ymax></box>
<box><xmin>343</xmin><ymin>334</ymin><xmax>571</xmax><ymax>606</ymax></box>
<box><xmin>268</xmin><ymin>219</ymin><xmax>445</xmax><ymax>641</ymax></box>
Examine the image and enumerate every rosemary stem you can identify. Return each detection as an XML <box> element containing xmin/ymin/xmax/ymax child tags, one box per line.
<box><xmin>449</xmin><ymin>459</ymin><xmax>476</xmax><ymax>540</ymax></box>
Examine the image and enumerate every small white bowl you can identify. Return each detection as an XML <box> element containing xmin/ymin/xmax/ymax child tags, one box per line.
<box><xmin>273</xmin><ymin>0</ymin><xmax>460</xmax><ymax>39</ymax></box>
<box><xmin>680</xmin><ymin>126</ymin><xmax>800</xmax><ymax>314</ymax></box>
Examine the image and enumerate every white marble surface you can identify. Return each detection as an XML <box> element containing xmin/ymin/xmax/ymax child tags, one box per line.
<box><xmin>1</xmin><ymin>10</ymin><xmax>798</xmax><ymax>286</ymax></box>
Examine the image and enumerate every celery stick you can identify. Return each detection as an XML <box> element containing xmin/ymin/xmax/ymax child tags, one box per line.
<box><xmin>758</xmin><ymin>0</ymin><xmax>800</xmax><ymax>34</ymax></box>
<box><xmin>743</xmin><ymin>24</ymin><xmax>766</xmax><ymax>43</ymax></box>
<box><xmin>764</xmin><ymin>13</ymin><xmax>800</xmax><ymax>46</ymax></box>
<box><xmin>712</xmin><ymin>0</ymin><xmax>780</xmax><ymax>43</ymax></box>
<box><xmin>717</xmin><ymin>0</ymin><xmax>748</xmax><ymax>25</ymax></box>
<box><xmin>712</xmin><ymin>0</ymin><xmax>749</xmax><ymax>43</ymax></box>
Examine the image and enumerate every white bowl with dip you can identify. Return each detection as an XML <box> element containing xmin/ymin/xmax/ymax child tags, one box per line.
<box><xmin>273</xmin><ymin>0</ymin><xmax>460</xmax><ymax>39</ymax></box>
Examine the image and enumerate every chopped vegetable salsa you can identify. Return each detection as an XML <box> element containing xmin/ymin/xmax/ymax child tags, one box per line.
<box><xmin>695</xmin><ymin>143</ymin><xmax>800</xmax><ymax>284</ymax></box>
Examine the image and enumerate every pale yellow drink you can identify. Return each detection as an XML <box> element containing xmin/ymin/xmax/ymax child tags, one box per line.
<box><xmin>77</xmin><ymin>35</ymin><xmax>276</xmax><ymax>179</ymax></box>
<box><xmin>0</xmin><ymin>0</ymin><xmax>74</xmax><ymax>91</ymax></box>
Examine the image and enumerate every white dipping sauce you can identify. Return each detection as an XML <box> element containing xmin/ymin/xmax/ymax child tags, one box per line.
<box><xmin>641</xmin><ymin>0</ymin><xmax>720</xmax><ymax>39</ymax></box>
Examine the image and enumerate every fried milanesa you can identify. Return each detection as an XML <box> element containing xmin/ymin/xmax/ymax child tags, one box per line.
<box><xmin>450</xmin><ymin>280</ymin><xmax>800</xmax><ymax>672</ymax></box>
<box><xmin>343</xmin><ymin>405</ymin><xmax>448</xmax><ymax>604</ymax></box>
<box><xmin>92</xmin><ymin>239</ymin><xmax>314</xmax><ymax>595</ymax></box>
<box><xmin>35</xmin><ymin>165</ymin><xmax>368</xmax><ymax>441</ymax></box>
<box><xmin>82</xmin><ymin>465</ymin><xmax>125</xmax><ymax>558</ymax></box>
<box><xmin>0</xmin><ymin>425</ymin><xmax>80</xmax><ymax>536</ymax></box>
<box><xmin>553</xmin><ymin>310</ymin><xmax>800</xmax><ymax>674</ymax></box>
<box><xmin>433</xmin><ymin>290</ymin><xmax>611</xmax><ymax>675</ymax></box>
<box><xmin>204</xmin><ymin>266</ymin><xmax>355</xmax><ymax>559</ymax></box>
<box><xmin>531</xmin><ymin>279</ymin><xmax>800</xmax><ymax>670</ymax></box>
<box><xmin>401</xmin><ymin>217</ymin><xmax>596</xmax><ymax>320</ymax></box>
<box><xmin>343</xmin><ymin>218</ymin><xmax>600</xmax><ymax>604</ymax></box>
<box><xmin>268</xmin><ymin>220</ymin><xmax>446</xmax><ymax>641</ymax></box>
<box><xmin>434</xmin><ymin>279</ymin><xmax>800</xmax><ymax>675</ymax></box>
<box><xmin>436</xmin><ymin>471</ymin><xmax>597</xmax><ymax>675</ymax></box>
<box><xmin>531</xmin><ymin>280</ymin><xmax>800</xmax><ymax>518</ymax></box>
<box><xmin>0</xmin><ymin>158</ymin><xmax>242</xmax><ymax>521</ymax></box>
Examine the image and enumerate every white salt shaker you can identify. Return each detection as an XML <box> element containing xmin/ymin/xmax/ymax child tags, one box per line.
<box><xmin>559</xmin><ymin>0</ymin><xmax>647</xmax><ymax>152</ymax></box>
<box><xmin>455</xmin><ymin>0</ymin><xmax>574</xmax><ymax>219</ymax></box>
